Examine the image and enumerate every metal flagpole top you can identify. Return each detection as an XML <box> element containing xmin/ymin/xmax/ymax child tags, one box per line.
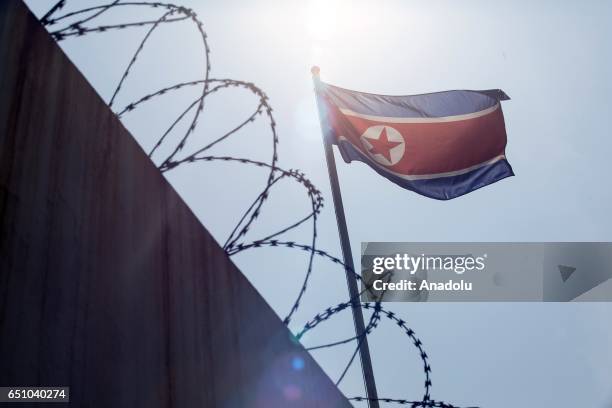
<box><xmin>310</xmin><ymin>65</ymin><xmax>321</xmax><ymax>78</ymax></box>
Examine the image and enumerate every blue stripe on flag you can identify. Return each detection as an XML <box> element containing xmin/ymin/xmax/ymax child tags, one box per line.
<box><xmin>322</xmin><ymin>83</ymin><xmax>507</xmax><ymax>118</ymax></box>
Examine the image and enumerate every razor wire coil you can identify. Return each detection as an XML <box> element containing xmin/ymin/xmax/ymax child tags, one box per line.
<box><xmin>40</xmin><ymin>2</ymin><xmax>478</xmax><ymax>406</ymax></box>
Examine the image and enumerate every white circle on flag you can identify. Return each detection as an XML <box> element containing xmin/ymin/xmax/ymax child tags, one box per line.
<box><xmin>359</xmin><ymin>125</ymin><xmax>405</xmax><ymax>166</ymax></box>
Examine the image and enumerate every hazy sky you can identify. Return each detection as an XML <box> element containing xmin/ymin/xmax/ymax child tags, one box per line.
<box><xmin>26</xmin><ymin>1</ymin><xmax>612</xmax><ymax>406</ymax></box>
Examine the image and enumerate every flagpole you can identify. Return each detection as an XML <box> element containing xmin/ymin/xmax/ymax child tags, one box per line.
<box><xmin>311</xmin><ymin>66</ymin><xmax>380</xmax><ymax>408</ymax></box>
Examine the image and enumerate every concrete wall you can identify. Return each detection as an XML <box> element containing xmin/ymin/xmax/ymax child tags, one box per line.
<box><xmin>0</xmin><ymin>2</ymin><xmax>351</xmax><ymax>407</ymax></box>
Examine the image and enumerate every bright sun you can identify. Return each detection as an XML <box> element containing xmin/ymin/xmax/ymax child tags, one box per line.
<box><xmin>306</xmin><ymin>0</ymin><xmax>341</xmax><ymax>43</ymax></box>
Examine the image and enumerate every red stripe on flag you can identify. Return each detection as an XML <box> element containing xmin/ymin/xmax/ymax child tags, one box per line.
<box><xmin>331</xmin><ymin>106</ymin><xmax>508</xmax><ymax>175</ymax></box>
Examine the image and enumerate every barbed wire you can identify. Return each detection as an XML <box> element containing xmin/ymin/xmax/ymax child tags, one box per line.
<box><xmin>348</xmin><ymin>398</ymin><xmax>479</xmax><ymax>408</ymax></box>
<box><xmin>40</xmin><ymin>2</ymin><xmax>478</xmax><ymax>407</ymax></box>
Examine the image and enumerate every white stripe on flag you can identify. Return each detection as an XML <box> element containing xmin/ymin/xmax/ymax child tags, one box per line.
<box><xmin>339</xmin><ymin>103</ymin><xmax>499</xmax><ymax>124</ymax></box>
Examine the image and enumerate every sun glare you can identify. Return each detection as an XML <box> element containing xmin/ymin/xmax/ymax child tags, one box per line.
<box><xmin>307</xmin><ymin>0</ymin><xmax>340</xmax><ymax>43</ymax></box>
<box><xmin>305</xmin><ymin>0</ymin><xmax>368</xmax><ymax>72</ymax></box>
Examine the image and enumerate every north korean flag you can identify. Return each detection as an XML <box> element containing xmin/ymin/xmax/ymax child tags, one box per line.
<box><xmin>315</xmin><ymin>80</ymin><xmax>514</xmax><ymax>200</ymax></box>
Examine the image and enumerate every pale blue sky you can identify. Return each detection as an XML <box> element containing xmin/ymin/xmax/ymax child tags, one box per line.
<box><xmin>26</xmin><ymin>1</ymin><xmax>612</xmax><ymax>406</ymax></box>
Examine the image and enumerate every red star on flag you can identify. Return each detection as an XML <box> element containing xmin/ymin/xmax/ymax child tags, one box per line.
<box><xmin>364</xmin><ymin>127</ymin><xmax>402</xmax><ymax>162</ymax></box>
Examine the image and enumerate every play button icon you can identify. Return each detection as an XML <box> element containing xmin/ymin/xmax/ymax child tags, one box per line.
<box><xmin>558</xmin><ymin>265</ymin><xmax>576</xmax><ymax>282</ymax></box>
